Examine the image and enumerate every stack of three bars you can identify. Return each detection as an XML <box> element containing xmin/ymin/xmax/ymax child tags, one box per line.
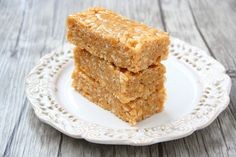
<box><xmin>67</xmin><ymin>7</ymin><xmax>170</xmax><ymax>125</ymax></box>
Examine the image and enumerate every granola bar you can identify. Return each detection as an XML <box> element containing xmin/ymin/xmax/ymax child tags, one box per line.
<box><xmin>73</xmin><ymin>47</ymin><xmax>166</xmax><ymax>103</ymax></box>
<box><xmin>72</xmin><ymin>71</ymin><xmax>166</xmax><ymax>125</ymax></box>
<box><xmin>67</xmin><ymin>7</ymin><xmax>169</xmax><ymax>72</ymax></box>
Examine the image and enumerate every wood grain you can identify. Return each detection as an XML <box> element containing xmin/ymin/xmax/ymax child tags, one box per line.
<box><xmin>0</xmin><ymin>0</ymin><xmax>235</xmax><ymax>156</ymax></box>
<box><xmin>157</xmin><ymin>0</ymin><xmax>236</xmax><ymax>157</ymax></box>
<box><xmin>188</xmin><ymin>1</ymin><xmax>236</xmax><ymax>156</ymax></box>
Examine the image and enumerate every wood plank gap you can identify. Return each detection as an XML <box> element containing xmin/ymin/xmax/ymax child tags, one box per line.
<box><xmin>183</xmin><ymin>139</ymin><xmax>191</xmax><ymax>157</ymax></box>
<box><xmin>200</xmin><ymin>134</ymin><xmax>210</xmax><ymax>157</ymax></box>
<box><xmin>61</xmin><ymin>28</ymin><xmax>67</xmax><ymax>46</ymax></box>
<box><xmin>10</xmin><ymin>0</ymin><xmax>26</xmax><ymax>58</ymax></box>
<box><xmin>228</xmin><ymin>101</ymin><xmax>236</xmax><ymax>122</ymax></box>
<box><xmin>39</xmin><ymin>42</ymin><xmax>47</xmax><ymax>58</ymax></box>
<box><xmin>195</xmin><ymin>134</ymin><xmax>209</xmax><ymax>157</ymax></box>
<box><xmin>148</xmin><ymin>146</ymin><xmax>152</xmax><ymax>157</ymax></box>
<box><xmin>2</xmin><ymin>99</ymin><xmax>27</xmax><ymax>157</ymax></box>
<box><xmin>56</xmin><ymin>134</ymin><xmax>63</xmax><ymax>157</ymax></box>
<box><xmin>112</xmin><ymin>145</ymin><xmax>116</xmax><ymax>157</ymax></box>
<box><xmin>157</xmin><ymin>0</ymin><xmax>167</xmax><ymax>31</ymax></box>
<box><xmin>51</xmin><ymin>0</ymin><xmax>59</xmax><ymax>36</ymax></box>
<box><xmin>187</xmin><ymin>0</ymin><xmax>216</xmax><ymax>59</ymax></box>
<box><xmin>163</xmin><ymin>143</ymin><xmax>169</xmax><ymax>157</ymax></box>
<box><xmin>157</xmin><ymin>143</ymin><xmax>163</xmax><ymax>157</ymax></box>
<box><xmin>217</xmin><ymin>118</ymin><xmax>229</xmax><ymax>153</ymax></box>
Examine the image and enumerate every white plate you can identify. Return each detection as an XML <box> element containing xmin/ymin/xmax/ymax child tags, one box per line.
<box><xmin>25</xmin><ymin>37</ymin><xmax>231</xmax><ymax>145</ymax></box>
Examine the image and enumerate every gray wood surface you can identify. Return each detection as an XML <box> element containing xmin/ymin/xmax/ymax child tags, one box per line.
<box><xmin>0</xmin><ymin>0</ymin><xmax>235</xmax><ymax>156</ymax></box>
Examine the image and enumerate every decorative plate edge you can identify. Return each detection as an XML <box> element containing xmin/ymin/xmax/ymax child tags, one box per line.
<box><xmin>25</xmin><ymin>37</ymin><xmax>232</xmax><ymax>146</ymax></box>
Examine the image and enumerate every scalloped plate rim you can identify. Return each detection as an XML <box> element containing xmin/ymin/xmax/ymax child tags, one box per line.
<box><xmin>25</xmin><ymin>37</ymin><xmax>232</xmax><ymax>146</ymax></box>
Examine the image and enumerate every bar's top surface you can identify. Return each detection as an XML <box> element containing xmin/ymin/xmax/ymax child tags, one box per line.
<box><xmin>68</xmin><ymin>7</ymin><xmax>168</xmax><ymax>49</ymax></box>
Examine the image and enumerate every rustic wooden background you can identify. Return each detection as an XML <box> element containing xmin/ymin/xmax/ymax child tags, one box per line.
<box><xmin>0</xmin><ymin>0</ymin><xmax>236</xmax><ymax>156</ymax></box>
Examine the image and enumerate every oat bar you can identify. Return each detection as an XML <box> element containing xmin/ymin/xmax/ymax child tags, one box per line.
<box><xmin>73</xmin><ymin>47</ymin><xmax>166</xmax><ymax>103</ymax></box>
<box><xmin>72</xmin><ymin>71</ymin><xmax>166</xmax><ymax>125</ymax></box>
<box><xmin>67</xmin><ymin>7</ymin><xmax>169</xmax><ymax>72</ymax></box>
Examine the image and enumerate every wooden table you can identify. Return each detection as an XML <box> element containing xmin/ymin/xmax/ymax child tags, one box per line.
<box><xmin>0</xmin><ymin>0</ymin><xmax>235</xmax><ymax>156</ymax></box>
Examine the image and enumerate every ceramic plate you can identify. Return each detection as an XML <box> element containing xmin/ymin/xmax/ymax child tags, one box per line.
<box><xmin>25</xmin><ymin>37</ymin><xmax>231</xmax><ymax>146</ymax></box>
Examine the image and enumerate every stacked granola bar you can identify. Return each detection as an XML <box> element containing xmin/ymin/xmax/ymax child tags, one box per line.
<box><xmin>67</xmin><ymin>7</ymin><xmax>170</xmax><ymax>125</ymax></box>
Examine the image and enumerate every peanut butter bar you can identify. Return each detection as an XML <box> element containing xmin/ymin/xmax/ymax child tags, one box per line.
<box><xmin>73</xmin><ymin>47</ymin><xmax>166</xmax><ymax>103</ymax></box>
<box><xmin>72</xmin><ymin>71</ymin><xmax>166</xmax><ymax>125</ymax></box>
<box><xmin>67</xmin><ymin>7</ymin><xmax>170</xmax><ymax>72</ymax></box>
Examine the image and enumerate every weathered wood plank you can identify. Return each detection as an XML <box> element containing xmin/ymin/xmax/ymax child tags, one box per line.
<box><xmin>189</xmin><ymin>0</ymin><xmax>236</xmax><ymax>72</ymax></box>
<box><xmin>160</xmin><ymin>0</ymin><xmax>208</xmax><ymax>49</ymax></box>
<box><xmin>0</xmin><ymin>0</ymin><xmax>29</xmax><ymax>156</ymax></box>
<box><xmin>188</xmin><ymin>0</ymin><xmax>236</xmax><ymax>156</ymax></box>
<box><xmin>60</xmin><ymin>136</ymin><xmax>153</xmax><ymax>157</ymax></box>
<box><xmin>151</xmin><ymin>0</ymin><xmax>236</xmax><ymax>157</ymax></box>
<box><xmin>0</xmin><ymin>0</ymin><xmax>68</xmax><ymax>156</ymax></box>
<box><xmin>0</xmin><ymin>0</ymin><xmax>235</xmax><ymax>157</ymax></box>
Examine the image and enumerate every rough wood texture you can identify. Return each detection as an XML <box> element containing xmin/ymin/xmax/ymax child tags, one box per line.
<box><xmin>0</xmin><ymin>0</ymin><xmax>235</xmax><ymax>156</ymax></box>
